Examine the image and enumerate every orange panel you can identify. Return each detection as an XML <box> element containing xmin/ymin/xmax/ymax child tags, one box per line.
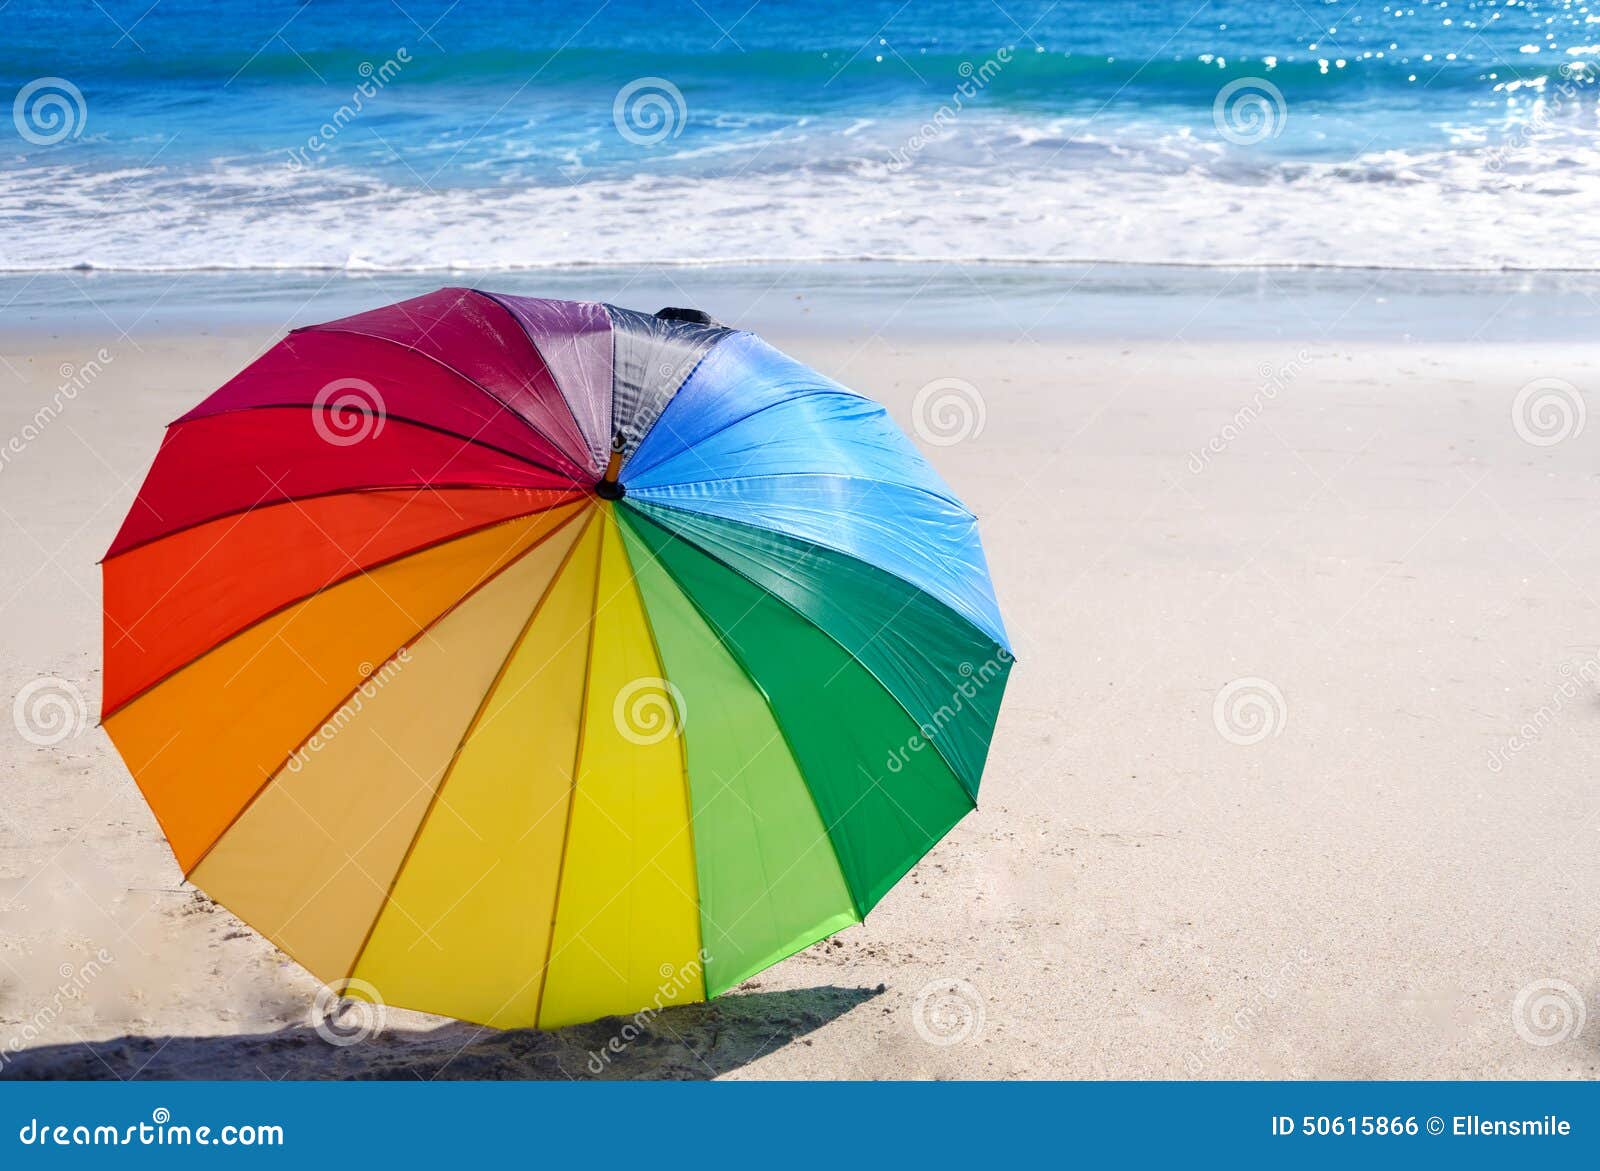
<box><xmin>103</xmin><ymin>503</ymin><xmax>587</xmax><ymax>871</ymax></box>
<box><xmin>103</xmin><ymin>487</ymin><xmax>581</xmax><ymax>714</ymax></box>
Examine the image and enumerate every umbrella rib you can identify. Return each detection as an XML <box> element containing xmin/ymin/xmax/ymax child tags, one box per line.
<box><xmin>531</xmin><ymin>515</ymin><xmax>609</xmax><ymax>1028</ymax></box>
<box><xmin>101</xmin><ymin>497</ymin><xmax>587</xmax><ymax>721</ymax></box>
<box><xmin>173</xmin><ymin>404</ymin><xmax>590</xmax><ymax>485</ymax></box>
<box><xmin>474</xmin><ymin>288</ymin><xmax>608</xmax><ymax>477</ymax></box>
<box><xmin>634</xmin><ymin>468</ymin><xmax>975</xmax><ymax>518</ymax></box>
<box><xmin>104</xmin><ymin>482</ymin><xmax>585</xmax><ymax>564</ymax></box>
<box><xmin>626</xmin><ymin>386</ymin><xmax>873</xmax><ymax>484</ymax></box>
<box><xmin>338</xmin><ymin>506</ymin><xmax>602</xmax><ymax>989</ymax></box>
<box><xmin>306</xmin><ymin>315</ymin><xmax>592</xmax><ymax>483</ymax></box>
<box><xmin>632</xmin><ymin>484</ymin><xmax>1008</xmax><ymax>654</ymax></box>
<box><xmin>178</xmin><ymin>504</ymin><xmax>593</xmax><ymax>884</ymax></box>
<box><xmin>614</xmin><ymin>525</ymin><xmax>708</xmax><ymax>1002</ymax></box>
<box><xmin>612</xmin><ymin>324</ymin><xmax>730</xmax><ymax>468</ymax></box>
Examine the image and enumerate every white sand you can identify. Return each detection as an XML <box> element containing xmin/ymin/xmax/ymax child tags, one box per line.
<box><xmin>2</xmin><ymin>326</ymin><xmax>1598</xmax><ymax>1079</ymax></box>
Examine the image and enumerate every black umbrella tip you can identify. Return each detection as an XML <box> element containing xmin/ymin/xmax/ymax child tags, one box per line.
<box><xmin>655</xmin><ymin>307</ymin><xmax>716</xmax><ymax>326</ymax></box>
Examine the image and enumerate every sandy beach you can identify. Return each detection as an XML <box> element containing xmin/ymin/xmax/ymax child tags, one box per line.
<box><xmin>2</xmin><ymin>315</ymin><xmax>1597</xmax><ymax>1080</ymax></box>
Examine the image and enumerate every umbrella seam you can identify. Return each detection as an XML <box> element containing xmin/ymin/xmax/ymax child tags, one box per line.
<box><xmin>616</xmin><ymin>504</ymin><xmax>867</xmax><ymax>924</ymax></box>
<box><xmin>305</xmin><ymin>317</ymin><xmax>592</xmax><ymax>483</ymax></box>
<box><xmin>101</xmin><ymin>497</ymin><xmax>588</xmax><ymax>721</ymax></box>
<box><xmin>167</xmin><ymin>403</ymin><xmax>590</xmax><ymax>485</ymax></box>
<box><xmin>630</xmin><ymin>491</ymin><xmax>1013</xmax><ymax>658</ymax></box>
<box><xmin>104</xmin><ymin>483</ymin><xmax>586</xmax><ymax>564</ymax></box>
<box><xmin>532</xmin><ymin>512</ymin><xmax>608</xmax><ymax>1028</ymax></box>
<box><xmin>473</xmin><ymin>288</ymin><xmax>610</xmax><ymax>478</ymax></box>
<box><xmin>339</xmin><ymin>506</ymin><xmax>602</xmax><ymax>991</ymax></box>
<box><xmin>177</xmin><ymin>505</ymin><xmax>594</xmax><ymax>882</ymax></box>
<box><xmin>624</xmin><ymin>502</ymin><xmax>986</xmax><ymax>802</ymax></box>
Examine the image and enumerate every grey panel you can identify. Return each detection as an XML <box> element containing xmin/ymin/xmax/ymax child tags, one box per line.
<box><xmin>603</xmin><ymin>305</ymin><xmax>730</xmax><ymax>463</ymax></box>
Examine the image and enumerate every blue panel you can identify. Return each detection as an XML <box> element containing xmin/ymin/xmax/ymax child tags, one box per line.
<box><xmin>627</xmin><ymin>332</ymin><xmax>954</xmax><ymax>506</ymax></box>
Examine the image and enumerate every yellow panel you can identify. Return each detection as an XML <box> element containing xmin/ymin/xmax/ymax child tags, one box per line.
<box><xmin>537</xmin><ymin>509</ymin><xmax>703</xmax><ymax>1028</ymax></box>
<box><xmin>352</xmin><ymin>513</ymin><xmax>603</xmax><ymax>1026</ymax></box>
<box><xmin>188</xmin><ymin>514</ymin><xmax>589</xmax><ymax>984</ymax></box>
<box><xmin>104</xmin><ymin>502</ymin><xmax>586</xmax><ymax>871</ymax></box>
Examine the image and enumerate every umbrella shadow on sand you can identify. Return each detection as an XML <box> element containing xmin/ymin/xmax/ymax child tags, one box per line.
<box><xmin>1</xmin><ymin>984</ymin><xmax>884</xmax><ymax>1081</ymax></box>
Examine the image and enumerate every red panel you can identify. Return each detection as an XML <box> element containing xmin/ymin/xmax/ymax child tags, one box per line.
<box><xmin>179</xmin><ymin>331</ymin><xmax>575</xmax><ymax>472</ymax></box>
<box><xmin>108</xmin><ymin>410</ymin><xmax>578</xmax><ymax>557</ymax></box>
<box><xmin>102</xmin><ymin>487</ymin><xmax>582</xmax><ymax>714</ymax></box>
<box><xmin>312</xmin><ymin>288</ymin><xmax>591</xmax><ymax>475</ymax></box>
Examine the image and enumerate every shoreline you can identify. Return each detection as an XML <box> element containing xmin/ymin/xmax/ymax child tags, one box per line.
<box><xmin>3</xmin><ymin>263</ymin><xmax>1599</xmax><ymax>346</ymax></box>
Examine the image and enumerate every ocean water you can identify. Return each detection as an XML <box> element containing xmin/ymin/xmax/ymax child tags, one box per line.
<box><xmin>3</xmin><ymin>0</ymin><xmax>1598</xmax><ymax>273</ymax></box>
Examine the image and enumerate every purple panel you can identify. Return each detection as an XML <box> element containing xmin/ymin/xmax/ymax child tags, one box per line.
<box><xmin>488</xmin><ymin>293</ymin><xmax>615</xmax><ymax>477</ymax></box>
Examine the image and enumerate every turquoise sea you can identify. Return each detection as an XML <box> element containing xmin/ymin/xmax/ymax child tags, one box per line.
<box><xmin>4</xmin><ymin>0</ymin><xmax>1599</xmax><ymax>275</ymax></box>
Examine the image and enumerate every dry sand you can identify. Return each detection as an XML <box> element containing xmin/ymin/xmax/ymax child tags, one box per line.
<box><xmin>2</xmin><ymin>324</ymin><xmax>1598</xmax><ymax>1079</ymax></box>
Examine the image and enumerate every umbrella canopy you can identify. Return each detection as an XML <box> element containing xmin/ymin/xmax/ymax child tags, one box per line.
<box><xmin>101</xmin><ymin>289</ymin><xmax>1012</xmax><ymax>1030</ymax></box>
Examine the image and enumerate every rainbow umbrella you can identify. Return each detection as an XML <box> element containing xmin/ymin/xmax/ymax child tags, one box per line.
<box><xmin>102</xmin><ymin>289</ymin><xmax>1012</xmax><ymax>1029</ymax></box>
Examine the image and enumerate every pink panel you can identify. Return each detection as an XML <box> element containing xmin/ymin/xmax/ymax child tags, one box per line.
<box><xmin>487</xmin><ymin>293</ymin><xmax>614</xmax><ymax>476</ymax></box>
<box><xmin>179</xmin><ymin>332</ymin><xmax>576</xmax><ymax>473</ymax></box>
<box><xmin>311</xmin><ymin>289</ymin><xmax>591</xmax><ymax>478</ymax></box>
